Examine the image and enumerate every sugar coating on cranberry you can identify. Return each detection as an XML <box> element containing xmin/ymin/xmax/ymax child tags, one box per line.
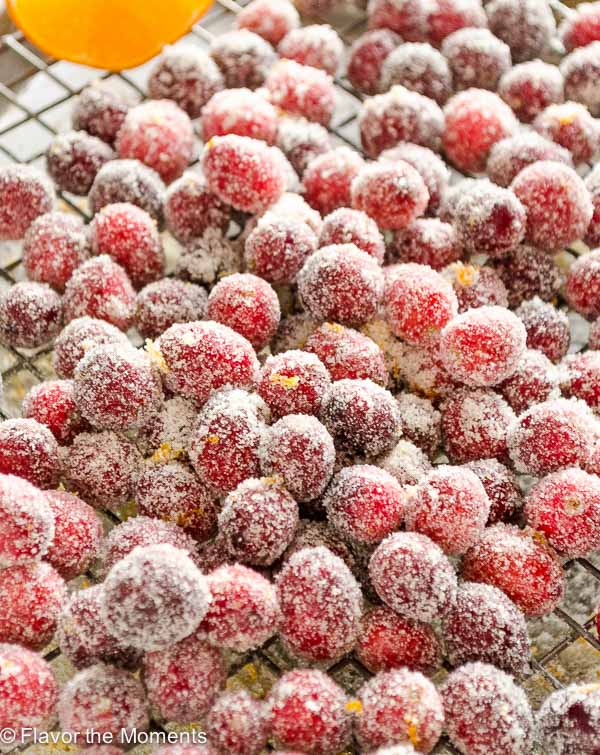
<box><xmin>356</xmin><ymin>605</ymin><xmax>441</xmax><ymax>676</ymax></box>
<box><xmin>442</xmin><ymin>662</ymin><xmax>534</xmax><ymax>755</ymax></box>
<box><xmin>406</xmin><ymin>465</ymin><xmax>490</xmax><ymax>556</ymax></box>
<box><xmin>23</xmin><ymin>211</ymin><xmax>89</xmax><ymax>293</ymax></box>
<box><xmin>355</xmin><ymin>668</ymin><xmax>444</xmax><ymax>753</ymax></box>
<box><xmin>0</xmin><ymin>418</ymin><xmax>59</xmax><ymax>490</ymax></box>
<box><xmin>299</xmin><ymin>244</ymin><xmax>384</xmax><ymax>327</ymax></box>
<box><xmin>0</xmin><ymin>164</ymin><xmax>55</xmax><ymax>240</ymax></box>
<box><xmin>210</xmin><ymin>29</ymin><xmax>277</xmax><ymax>90</ymax></box>
<box><xmin>0</xmin><ymin>281</ymin><xmax>62</xmax><ymax>349</ymax></box>
<box><xmin>237</xmin><ymin>0</ymin><xmax>299</xmax><ymax>46</ymax></box>
<box><xmin>265</xmin><ymin>59</ymin><xmax>335</xmax><ymax>126</ymax></box>
<box><xmin>390</xmin><ymin>218</ymin><xmax>460</xmax><ymax>270</ymax></box>
<box><xmin>320</xmin><ymin>378</ymin><xmax>402</xmax><ymax>457</ymax></box>
<box><xmin>202</xmin><ymin>88</ymin><xmax>278</xmax><ymax>145</ymax></box>
<box><xmin>157</xmin><ymin>320</ymin><xmax>259</xmax><ymax>405</ymax></box>
<box><xmin>320</xmin><ymin>208</ymin><xmax>385</xmax><ymax>264</ymax></box>
<box><xmin>52</xmin><ymin>316</ymin><xmax>130</xmax><ymax>379</ymax></box>
<box><xmin>499</xmin><ymin>347</ymin><xmax>559</xmax><ymax>415</ymax></box>
<box><xmin>443</xmin><ymin>263</ymin><xmax>509</xmax><ymax>313</ymax></box>
<box><xmin>380</xmin><ymin>143</ymin><xmax>449</xmax><ymax>216</ymax></box>
<box><xmin>442</xmin><ymin>28</ymin><xmax>510</xmax><ymax>92</ymax></box>
<box><xmin>259</xmin><ymin>352</ymin><xmax>330</xmax><ymax>424</ymax></box>
<box><xmin>440</xmin><ymin>305</ymin><xmax>527</xmax><ymax>388</ymax></box>
<box><xmin>176</xmin><ymin>228</ymin><xmax>242</xmax><ymax>288</ymax></box>
<box><xmin>278</xmin><ymin>24</ymin><xmax>343</xmax><ymax>76</ymax></box>
<box><xmin>444</xmin><ymin>89</ymin><xmax>518</xmax><ymax>173</ymax></box>
<box><xmin>144</xmin><ymin>634</ymin><xmax>225</xmax><ymax>724</ymax></box>
<box><xmin>133</xmin><ymin>395</ymin><xmax>195</xmax><ymax>458</ymax></box>
<box><xmin>276</xmin><ymin>116</ymin><xmax>331</xmax><ymax>177</ymax></box>
<box><xmin>486</xmin><ymin>0</ymin><xmax>555</xmax><ymax>63</ymax></box>
<box><xmin>359</xmin><ymin>85</ymin><xmax>445</xmax><ymax>158</ymax></box>
<box><xmin>63</xmin><ymin>255</ymin><xmax>136</xmax><ymax>332</ymax></box>
<box><xmin>206</xmin><ymin>689</ymin><xmax>270</xmax><ymax>755</ymax></box>
<box><xmin>368</xmin><ymin>0</ymin><xmax>430</xmax><ymax>42</ymax></box>
<box><xmin>164</xmin><ymin>172</ymin><xmax>231</xmax><ymax>246</ymax></box>
<box><xmin>516</xmin><ymin>297</ymin><xmax>570</xmax><ymax>364</ymax></box>
<box><xmin>62</xmin><ymin>430</ymin><xmax>141</xmax><ymax>511</ymax></box>
<box><xmin>352</xmin><ymin>160</ymin><xmax>429</xmax><ymax>231</ymax></box>
<box><xmin>147</xmin><ymin>46</ymin><xmax>225</xmax><ymax>118</ymax></box>
<box><xmin>495</xmin><ymin>243</ymin><xmax>563</xmax><ymax>310</ymax></box>
<box><xmin>0</xmin><ymin>644</ymin><xmax>58</xmax><ymax>729</ymax></box>
<box><xmin>560</xmin><ymin>0</ymin><xmax>600</xmax><ymax>51</ymax></box>
<box><xmin>384</xmin><ymin>263</ymin><xmax>458</xmax><ymax>345</ymax></box>
<box><xmin>269</xmin><ymin>669</ymin><xmax>351</xmax><ymax>754</ymax></box>
<box><xmin>369</xmin><ymin>531</ymin><xmax>457</xmax><ymax>622</ymax></box>
<box><xmin>487</xmin><ymin>133</ymin><xmax>572</xmax><ymax>191</ymax></box>
<box><xmin>58</xmin><ymin>664</ymin><xmax>148</xmax><ymax>740</ymax></box>
<box><xmin>46</xmin><ymin>130</ymin><xmax>114</xmax><ymax>196</ymax></box>
<box><xmin>0</xmin><ymin>473</ymin><xmax>54</xmax><ymax>568</ymax></box>
<box><xmin>89</xmin><ymin>159</ymin><xmax>165</xmax><ymax>221</ymax></box>
<box><xmin>393</xmin><ymin>394</ymin><xmax>440</xmax><ymax>458</ymax></box>
<box><xmin>277</xmin><ymin>546</ymin><xmax>362</xmax><ymax>662</ymax></box>
<box><xmin>562</xmin><ymin>350</ymin><xmax>600</xmax><ymax>415</ymax></box>
<box><xmin>304</xmin><ymin>322</ymin><xmax>387</xmax><ymax>385</ymax></box>
<box><xmin>396</xmin><ymin>341</ymin><xmax>457</xmax><ymax>399</ymax></box>
<box><xmin>189</xmin><ymin>388</ymin><xmax>267</xmax><ymax>496</ymax></box>
<box><xmin>135</xmin><ymin>279</ymin><xmax>207</xmax><ymax>340</ymax></box>
<box><xmin>198</xmin><ymin>563</ymin><xmax>280</xmax><ymax>651</ymax></box>
<box><xmin>102</xmin><ymin>543</ymin><xmax>211</xmax><ymax>652</ymax></box>
<box><xmin>303</xmin><ymin>148</ymin><xmax>364</xmax><ymax>217</ymax></box>
<box><xmin>508</xmin><ymin>398</ymin><xmax>597</xmax><ymax>475</ymax></box>
<box><xmin>97</xmin><ymin>515</ymin><xmax>197</xmax><ymax>578</ymax></box>
<box><xmin>498</xmin><ymin>60</ymin><xmax>564</xmax><ymax>125</ymax></box>
<box><xmin>453</xmin><ymin>182</ymin><xmax>526</xmax><ymax>258</ymax></box>
<box><xmin>464</xmin><ymin>458</ymin><xmax>522</xmax><ymax>525</ymax></box>
<box><xmin>245</xmin><ymin>216</ymin><xmax>318</xmax><ymax>286</ymax></box>
<box><xmin>442</xmin><ymin>580</ymin><xmax>530</xmax><ymax>676</ymax></box>
<box><xmin>219</xmin><ymin>477</ymin><xmax>299</xmax><ymax>566</ymax></box>
<box><xmin>533</xmin><ymin>101</ymin><xmax>599</xmax><ymax>166</ymax></box>
<box><xmin>136</xmin><ymin>461</ymin><xmax>217</xmax><ymax>543</ymax></box>
<box><xmin>72</xmin><ymin>80</ymin><xmax>137</xmax><ymax>145</ymax></box>
<box><xmin>57</xmin><ymin>585</ymin><xmax>141</xmax><ymax>670</ymax></box>
<box><xmin>566</xmin><ymin>249</ymin><xmax>600</xmax><ymax>320</ymax></box>
<box><xmin>347</xmin><ymin>29</ymin><xmax>401</xmax><ymax>95</ymax></box>
<box><xmin>537</xmin><ymin>683</ymin><xmax>600</xmax><ymax>755</ymax></box>
<box><xmin>561</xmin><ymin>41</ymin><xmax>600</xmax><ymax>117</ymax></box>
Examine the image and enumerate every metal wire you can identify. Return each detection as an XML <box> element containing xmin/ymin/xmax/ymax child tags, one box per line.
<box><xmin>1</xmin><ymin>1</ymin><xmax>599</xmax><ymax>752</ymax></box>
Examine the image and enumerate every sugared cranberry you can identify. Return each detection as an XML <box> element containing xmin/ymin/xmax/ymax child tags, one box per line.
<box><xmin>303</xmin><ymin>147</ymin><xmax>365</xmax><ymax>216</ymax></box>
<box><xmin>147</xmin><ymin>46</ymin><xmax>224</xmax><ymax>118</ymax></box>
<box><xmin>265</xmin><ymin>59</ymin><xmax>335</xmax><ymax>126</ymax></box>
<box><xmin>347</xmin><ymin>29</ymin><xmax>401</xmax><ymax>95</ymax></box>
<box><xmin>0</xmin><ymin>561</ymin><xmax>66</xmax><ymax>650</ymax></box>
<box><xmin>368</xmin><ymin>0</ymin><xmax>430</xmax><ymax>42</ymax></box>
<box><xmin>0</xmin><ymin>419</ymin><xmax>59</xmax><ymax>489</ymax></box>
<box><xmin>22</xmin><ymin>379</ymin><xmax>87</xmax><ymax>445</ymax></box>
<box><xmin>269</xmin><ymin>669</ymin><xmax>351</xmax><ymax>754</ymax></box>
<box><xmin>369</xmin><ymin>531</ymin><xmax>457</xmax><ymax>622</ymax></box>
<box><xmin>210</xmin><ymin>29</ymin><xmax>277</xmax><ymax>90</ymax></box>
<box><xmin>565</xmin><ymin>249</ymin><xmax>600</xmax><ymax>320</ymax></box>
<box><xmin>442</xmin><ymin>581</ymin><xmax>530</xmax><ymax>675</ymax></box>
<box><xmin>58</xmin><ymin>664</ymin><xmax>148</xmax><ymax>740</ymax></box>
<box><xmin>206</xmin><ymin>690</ymin><xmax>270</xmax><ymax>755</ymax></box>
<box><xmin>136</xmin><ymin>461</ymin><xmax>217</xmax><ymax>543</ymax></box>
<box><xmin>515</xmin><ymin>297</ymin><xmax>571</xmax><ymax>363</ymax></box>
<box><xmin>277</xmin><ymin>546</ymin><xmax>362</xmax><ymax>662</ymax></box>
<box><xmin>0</xmin><ymin>473</ymin><xmax>53</xmax><ymax>568</ymax></box>
<box><xmin>393</xmin><ymin>393</ymin><xmax>440</xmax><ymax>458</ymax></box>
<box><xmin>487</xmin><ymin>132</ymin><xmax>572</xmax><ymax>188</ymax></box>
<box><xmin>379</xmin><ymin>438</ymin><xmax>433</xmax><ymax>486</ymax></box>
<box><xmin>305</xmin><ymin>322</ymin><xmax>387</xmax><ymax>385</ymax></box>
<box><xmin>135</xmin><ymin>278</ymin><xmax>207</xmax><ymax>340</ymax></box>
<box><xmin>561</xmin><ymin>41</ymin><xmax>600</xmax><ymax>117</ymax></box>
<box><xmin>89</xmin><ymin>159</ymin><xmax>165</xmax><ymax>221</ymax></box>
<box><xmin>320</xmin><ymin>208</ymin><xmax>385</xmax><ymax>264</ymax></box>
<box><xmin>380</xmin><ymin>142</ymin><xmax>450</xmax><ymax>215</ymax></box>
<box><xmin>507</xmin><ymin>398</ymin><xmax>597</xmax><ymax>475</ymax></box>
<box><xmin>498</xmin><ymin>60</ymin><xmax>564</xmax><ymax>123</ymax></box>
<box><xmin>202</xmin><ymin>88</ymin><xmax>278</xmax><ymax>144</ymax></box>
<box><xmin>164</xmin><ymin>172</ymin><xmax>231</xmax><ymax>246</ymax></box>
<box><xmin>464</xmin><ymin>458</ymin><xmax>522</xmax><ymax>524</ymax></box>
<box><xmin>0</xmin><ymin>644</ymin><xmax>58</xmax><ymax>730</ymax></box>
<box><xmin>237</xmin><ymin>0</ymin><xmax>300</xmax><ymax>46</ymax></box>
<box><xmin>0</xmin><ymin>164</ymin><xmax>55</xmax><ymax>240</ymax></box>
<box><xmin>245</xmin><ymin>216</ymin><xmax>318</xmax><ymax>286</ymax></box>
<box><xmin>391</xmin><ymin>218</ymin><xmax>461</xmax><ymax>269</ymax></box>
<box><xmin>355</xmin><ymin>668</ymin><xmax>444</xmax><ymax>753</ymax></box>
<box><xmin>0</xmin><ymin>281</ymin><xmax>62</xmax><ymax>349</ymax></box>
<box><xmin>46</xmin><ymin>130</ymin><xmax>113</xmax><ymax>196</ymax></box>
<box><xmin>72</xmin><ymin>80</ymin><xmax>137</xmax><ymax>145</ymax></box>
<box><xmin>495</xmin><ymin>243</ymin><xmax>563</xmax><ymax>308</ymax></box>
<box><xmin>534</xmin><ymin>101</ymin><xmax>599</xmax><ymax>165</ymax></box>
<box><xmin>499</xmin><ymin>348</ymin><xmax>559</xmax><ymax>415</ymax></box>
<box><xmin>442</xmin><ymin>387</ymin><xmax>515</xmax><ymax>464</ymax></box>
<box><xmin>560</xmin><ymin>1</ymin><xmax>600</xmax><ymax>51</ymax></box>
<box><xmin>443</xmin><ymin>89</ymin><xmax>517</xmax><ymax>173</ymax></box>
<box><xmin>278</xmin><ymin>24</ymin><xmax>343</xmax><ymax>76</ymax></box>
<box><xmin>199</xmin><ymin>563</ymin><xmax>280</xmax><ymax>651</ymax></box>
<box><xmin>219</xmin><ymin>478</ymin><xmax>299</xmax><ymax>566</ymax></box>
<box><xmin>438</xmin><ymin>178</ymin><xmax>479</xmax><ymax>222</ymax></box>
<box><xmin>381</xmin><ymin>43</ymin><xmax>452</xmax><ymax>105</ymax></box>
<box><xmin>537</xmin><ymin>683</ymin><xmax>600</xmax><ymax>755</ymax></box>
<box><xmin>52</xmin><ymin>316</ymin><xmax>129</xmax><ymax>378</ymax></box>
<box><xmin>23</xmin><ymin>212</ymin><xmax>89</xmax><ymax>292</ymax></box>
<box><xmin>62</xmin><ymin>430</ymin><xmax>141</xmax><ymax>511</ymax></box>
<box><xmin>258</xmin><ymin>350</ymin><xmax>331</xmax><ymax>419</ymax></box>
<box><xmin>442</xmin><ymin>662</ymin><xmax>534</xmax><ymax>755</ymax></box>
<box><xmin>276</xmin><ymin>116</ymin><xmax>332</xmax><ymax>176</ymax></box>
<box><xmin>359</xmin><ymin>86</ymin><xmax>445</xmax><ymax>158</ymax></box>
<box><xmin>443</xmin><ymin>263</ymin><xmax>509</xmax><ymax>312</ymax></box>
<box><xmin>486</xmin><ymin>0</ymin><xmax>555</xmax><ymax>63</ymax></box>
<box><xmin>442</xmin><ymin>27</ymin><xmax>510</xmax><ymax>91</ymax></box>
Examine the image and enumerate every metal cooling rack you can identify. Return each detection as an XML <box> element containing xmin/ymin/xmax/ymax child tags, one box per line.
<box><xmin>1</xmin><ymin>1</ymin><xmax>599</xmax><ymax>753</ymax></box>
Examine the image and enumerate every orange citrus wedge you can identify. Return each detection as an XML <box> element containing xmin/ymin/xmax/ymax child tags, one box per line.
<box><xmin>7</xmin><ymin>0</ymin><xmax>214</xmax><ymax>70</ymax></box>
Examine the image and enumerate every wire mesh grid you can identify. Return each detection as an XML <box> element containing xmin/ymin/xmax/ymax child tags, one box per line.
<box><xmin>0</xmin><ymin>1</ymin><xmax>599</xmax><ymax>753</ymax></box>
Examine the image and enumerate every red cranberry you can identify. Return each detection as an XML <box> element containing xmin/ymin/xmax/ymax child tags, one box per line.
<box><xmin>277</xmin><ymin>546</ymin><xmax>362</xmax><ymax>663</ymax></box>
<box><xmin>538</xmin><ymin>683</ymin><xmax>600</xmax><ymax>755</ymax></box>
<box><xmin>269</xmin><ymin>669</ymin><xmax>351</xmax><ymax>754</ymax></box>
<box><xmin>561</xmin><ymin>41</ymin><xmax>600</xmax><ymax>117</ymax></box>
<box><xmin>464</xmin><ymin>458</ymin><xmax>522</xmax><ymax>524</ymax></box>
<box><xmin>147</xmin><ymin>46</ymin><xmax>224</xmax><ymax>118</ymax></box>
<box><xmin>443</xmin><ymin>263</ymin><xmax>509</xmax><ymax>312</ymax></box>
<box><xmin>305</xmin><ymin>322</ymin><xmax>388</xmax><ymax>385</ymax></box>
<box><xmin>442</xmin><ymin>581</ymin><xmax>531</xmax><ymax>676</ymax></box>
<box><xmin>0</xmin><ymin>561</ymin><xmax>66</xmax><ymax>650</ymax></box>
<box><xmin>560</xmin><ymin>1</ymin><xmax>600</xmax><ymax>51</ymax></box>
<box><xmin>46</xmin><ymin>130</ymin><xmax>113</xmax><ymax>196</ymax></box>
<box><xmin>219</xmin><ymin>478</ymin><xmax>299</xmax><ymax>566</ymax></box>
<box><xmin>135</xmin><ymin>278</ymin><xmax>207</xmax><ymax>340</ymax></box>
<box><xmin>89</xmin><ymin>159</ymin><xmax>165</xmax><ymax>221</ymax></box>
<box><xmin>369</xmin><ymin>531</ymin><xmax>457</xmax><ymax>622</ymax></box>
<box><xmin>442</xmin><ymin>28</ymin><xmax>511</xmax><ymax>91</ymax></box>
<box><xmin>499</xmin><ymin>348</ymin><xmax>559</xmax><ymax>415</ymax></box>
<box><xmin>443</xmin><ymin>89</ymin><xmax>517</xmax><ymax>173</ymax></box>
<box><xmin>495</xmin><ymin>243</ymin><xmax>563</xmax><ymax>308</ymax></box>
<box><xmin>278</xmin><ymin>24</ymin><xmax>344</xmax><ymax>76</ymax></box>
<box><xmin>443</xmin><ymin>662</ymin><xmax>534</xmax><ymax>755</ymax></box>
<box><xmin>164</xmin><ymin>172</ymin><xmax>231</xmax><ymax>246</ymax></box>
<box><xmin>207</xmin><ymin>690</ymin><xmax>270</xmax><ymax>755</ymax></box>
<box><xmin>283</xmin><ymin>520</ymin><xmax>358</xmax><ymax>576</ymax></box>
<box><xmin>23</xmin><ymin>212</ymin><xmax>89</xmax><ymax>292</ymax></box>
<box><xmin>380</xmin><ymin>142</ymin><xmax>449</xmax><ymax>215</ymax></box>
<box><xmin>202</xmin><ymin>88</ymin><xmax>278</xmax><ymax>144</ymax></box>
<box><xmin>438</xmin><ymin>177</ymin><xmax>479</xmax><ymax>222</ymax></box>
<box><xmin>0</xmin><ymin>419</ymin><xmax>59</xmax><ymax>489</ymax></box>
<box><xmin>0</xmin><ymin>164</ymin><xmax>55</xmax><ymax>240</ymax></box>
<box><xmin>245</xmin><ymin>216</ymin><xmax>318</xmax><ymax>285</ymax></box>
<box><xmin>355</xmin><ymin>668</ymin><xmax>444</xmax><ymax>753</ymax></box>
<box><xmin>52</xmin><ymin>316</ymin><xmax>129</xmax><ymax>379</ymax></box>
<box><xmin>265</xmin><ymin>59</ymin><xmax>335</xmax><ymax>126</ymax></box>
<box><xmin>390</xmin><ymin>218</ymin><xmax>460</xmax><ymax>270</ymax></box>
<box><xmin>347</xmin><ymin>29</ymin><xmax>401</xmax><ymax>95</ymax></box>
<box><xmin>303</xmin><ymin>147</ymin><xmax>364</xmax><ymax>216</ymax></box>
<box><xmin>368</xmin><ymin>0</ymin><xmax>430</xmax><ymax>42</ymax></box>
<box><xmin>199</xmin><ymin>563</ymin><xmax>280</xmax><ymax>651</ymax></box>
<box><xmin>210</xmin><ymin>30</ymin><xmax>277</xmax><ymax>90</ymax></box>
<box><xmin>236</xmin><ymin>0</ymin><xmax>300</xmax><ymax>46</ymax></box>
<box><xmin>62</xmin><ymin>430</ymin><xmax>141</xmax><ymax>511</ymax></box>
<box><xmin>486</xmin><ymin>0</ymin><xmax>555</xmax><ymax>63</ymax></box>
<box><xmin>258</xmin><ymin>350</ymin><xmax>331</xmax><ymax>419</ymax></box>
<box><xmin>394</xmin><ymin>393</ymin><xmax>441</xmax><ymax>458</ymax></box>
<box><xmin>0</xmin><ymin>645</ymin><xmax>58</xmax><ymax>730</ymax></box>
<box><xmin>320</xmin><ymin>208</ymin><xmax>385</xmax><ymax>264</ymax></box>
<box><xmin>562</xmin><ymin>350</ymin><xmax>600</xmax><ymax>413</ymax></box>
<box><xmin>534</xmin><ymin>101</ymin><xmax>599</xmax><ymax>165</ymax></box>
<box><xmin>0</xmin><ymin>473</ymin><xmax>53</xmax><ymax>568</ymax></box>
<box><xmin>566</xmin><ymin>249</ymin><xmax>600</xmax><ymax>320</ymax></box>
<box><xmin>515</xmin><ymin>297</ymin><xmax>570</xmax><ymax>363</ymax></box>
<box><xmin>498</xmin><ymin>60</ymin><xmax>564</xmax><ymax>123</ymax></box>
<box><xmin>381</xmin><ymin>42</ymin><xmax>452</xmax><ymax>104</ymax></box>
<box><xmin>189</xmin><ymin>389</ymin><xmax>268</xmax><ymax>496</ymax></box>
<box><xmin>276</xmin><ymin>116</ymin><xmax>332</xmax><ymax>176</ymax></box>
<box><xmin>0</xmin><ymin>281</ymin><xmax>62</xmax><ymax>349</ymax></box>
<box><xmin>359</xmin><ymin>86</ymin><xmax>445</xmax><ymax>158</ymax></box>
<box><xmin>22</xmin><ymin>379</ymin><xmax>87</xmax><ymax>445</ymax></box>
<box><xmin>72</xmin><ymin>80</ymin><xmax>137</xmax><ymax>145</ymax></box>
<box><xmin>487</xmin><ymin>132</ymin><xmax>572</xmax><ymax>188</ymax></box>
<box><xmin>397</xmin><ymin>341</ymin><xmax>458</xmax><ymax>399</ymax></box>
